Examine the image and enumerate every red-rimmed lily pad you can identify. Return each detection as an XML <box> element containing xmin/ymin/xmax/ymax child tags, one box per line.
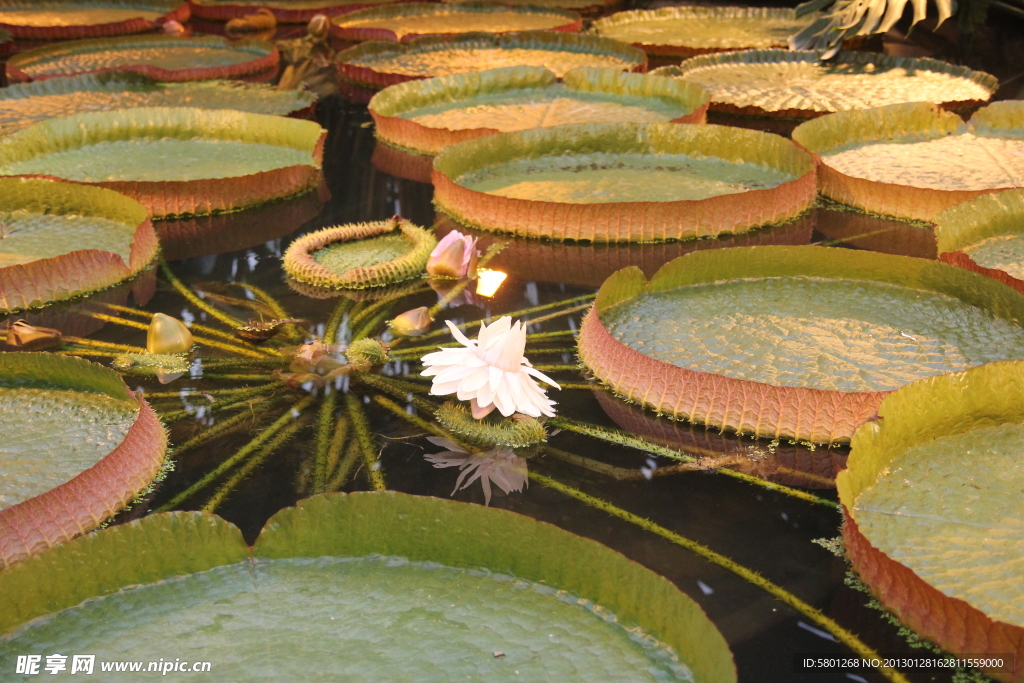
<box><xmin>592</xmin><ymin>7</ymin><xmax>820</xmax><ymax>59</ymax></box>
<box><xmin>0</xmin><ymin>492</ymin><xmax>735</xmax><ymax>682</ymax></box>
<box><xmin>433</xmin><ymin>122</ymin><xmax>815</xmax><ymax>242</ymax></box>
<box><xmin>0</xmin><ymin>0</ymin><xmax>189</xmax><ymax>40</ymax></box>
<box><xmin>0</xmin><ymin>176</ymin><xmax>158</xmax><ymax>314</ymax></box>
<box><xmin>370</xmin><ymin>66</ymin><xmax>708</xmax><ymax>156</ymax></box>
<box><xmin>0</xmin><ymin>353</ymin><xmax>166</xmax><ymax>570</ymax></box>
<box><xmin>332</xmin><ymin>2</ymin><xmax>582</xmax><ymax>43</ymax></box>
<box><xmin>0</xmin><ymin>72</ymin><xmax>317</xmax><ymax>138</ymax></box>
<box><xmin>936</xmin><ymin>190</ymin><xmax>1024</xmax><ymax>294</ymax></box>
<box><xmin>577</xmin><ymin>245</ymin><xmax>1024</xmax><ymax>444</ymax></box>
<box><xmin>838</xmin><ymin>361</ymin><xmax>1024</xmax><ymax>682</ymax></box>
<box><xmin>6</xmin><ymin>34</ymin><xmax>279</xmax><ymax>83</ymax></box>
<box><xmin>189</xmin><ymin>0</ymin><xmax>408</xmax><ymax>23</ymax></box>
<box><xmin>338</xmin><ymin>31</ymin><xmax>647</xmax><ymax>91</ymax></box>
<box><xmin>445</xmin><ymin>0</ymin><xmax>619</xmax><ymax>17</ymax></box>
<box><xmin>0</xmin><ymin>107</ymin><xmax>326</xmax><ymax>220</ymax></box>
<box><xmin>792</xmin><ymin>101</ymin><xmax>1023</xmax><ymax>222</ymax></box>
<box><xmin>654</xmin><ymin>50</ymin><xmax>996</xmax><ymax>120</ymax></box>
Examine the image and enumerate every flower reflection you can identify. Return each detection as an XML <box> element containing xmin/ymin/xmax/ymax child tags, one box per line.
<box><xmin>424</xmin><ymin>437</ymin><xmax>527</xmax><ymax>505</ymax></box>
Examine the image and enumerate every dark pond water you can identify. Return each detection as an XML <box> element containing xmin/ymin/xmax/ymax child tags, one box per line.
<box><xmin>0</xmin><ymin>94</ymin><xmax>978</xmax><ymax>683</ymax></box>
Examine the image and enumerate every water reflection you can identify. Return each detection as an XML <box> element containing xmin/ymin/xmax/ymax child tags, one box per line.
<box><xmin>815</xmin><ymin>204</ymin><xmax>937</xmax><ymax>259</ymax></box>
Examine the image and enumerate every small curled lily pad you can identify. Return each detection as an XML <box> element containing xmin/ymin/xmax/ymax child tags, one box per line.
<box><xmin>0</xmin><ymin>72</ymin><xmax>316</xmax><ymax>138</ymax></box>
<box><xmin>0</xmin><ymin>107</ymin><xmax>326</xmax><ymax>220</ymax></box>
<box><xmin>792</xmin><ymin>101</ymin><xmax>1024</xmax><ymax>222</ymax></box>
<box><xmin>839</xmin><ymin>362</ymin><xmax>1024</xmax><ymax>681</ymax></box>
<box><xmin>370</xmin><ymin>65</ymin><xmax>709</xmax><ymax>155</ymax></box>
<box><xmin>0</xmin><ymin>492</ymin><xmax>735</xmax><ymax>682</ymax></box>
<box><xmin>433</xmin><ymin>121</ymin><xmax>815</xmax><ymax>242</ymax></box>
<box><xmin>0</xmin><ymin>0</ymin><xmax>189</xmax><ymax>40</ymax></box>
<box><xmin>283</xmin><ymin>216</ymin><xmax>436</xmax><ymax>289</ymax></box>
<box><xmin>654</xmin><ymin>50</ymin><xmax>995</xmax><ymax>120</ymax></box>
<box><xmin>0</xmin><ymin>176</ymin><xmax>158</xmax><ymax>315</ymax></box>
<box><xmin>0</xmin><ymin>353</ymin><xmax>167</xmax><ymax>570</ymax></box>
<box><xmin>6</xmin><ymin>34</ymin><xmax>278</xmax><ymax>83</ymax></box>
<box><xmin>435</xmin><ymin>401</ymin><xmax>548</xmax><ymax>448</ymax></box>
<box><xmin>936</xmin><ymin>189</ymin><xmax>1024</xmax><ymax>295</ymax></box>
<box><xmin>578</xmin><ymin>245</ymin><xmax>1024</xmax><ymax>444</ymax></box>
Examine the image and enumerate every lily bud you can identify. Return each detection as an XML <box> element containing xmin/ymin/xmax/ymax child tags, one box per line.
<box><xmin>390</xmin><ymin>306</ymin><xmax>432</xmax><ymax>337</ymax></box>
<box><xmin>161</xmin><ymin>19</ymin><xmax>187</xmax><ymax>35</ymax></box>
<box><xmin>427</xmin><ymin>230</ymin><xmax>478</xmax><ymax>278</ymax></box>
<box><xmin>308</xmin><ymin>14</ymin><xmax>330</xmax><ymax>41</ymax></box>
<box><xmin>5</xmin><ymin>320</ymin><xmax>61</xmax><ymax>351</ymax></box>
<box><xmin>147</xmin><ymin>313</ymin><xmax>193</xmax><ymax>355</ymax></box>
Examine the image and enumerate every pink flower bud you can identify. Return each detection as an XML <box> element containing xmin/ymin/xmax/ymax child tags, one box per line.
<box><xmin>147</xmin><ymin>313</ymin><xmax>193</xmax><ymax>354</ymax></box>
<box><xmin>391</xmin><ymin>306</ymin><xmax>432</xmax><ymax>337</ymax></box>
<box><xmin>427</xmin><ymin>230</ymin><xmax>478</xmax><ymax>278</ymax></box>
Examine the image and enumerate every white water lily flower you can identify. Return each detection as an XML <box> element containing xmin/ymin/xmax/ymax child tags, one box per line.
<box><xmin>421</xmin><ymin>316</ymin><xmax>559</xmax><ymax>419</ymax></box>
<box><xmin>424</xmin><ymin>437</ymin><xmax>527</xmax><ymax>506</ymax></box>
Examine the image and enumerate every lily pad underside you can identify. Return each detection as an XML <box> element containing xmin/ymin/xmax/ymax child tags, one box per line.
<box><xmin>0</xmin><ymin>353</ymin><xmax>166</xmax><ymax>570</ymax></box>
<box><xmin>0</xmin><ymin>176</ymin><xmax>158</xmax><ymax>314</ymax></box>
<box><xmin>0</xmin><ymin>492</ymin><xmax>735</xmax><ymax>682</ymax></box>
<box><xmin>592</xmin><ymin>7</ymin><xmax>818</xmax><ymax>58</ymax></box>
<box><xmin>654</xmin><ymin>50</ymin><xmax>996</xmax><ymax>119</ymax></box>
<box><xmin>332</xmin><ymin>2</ymin><xmax>582</xmax><ymax>43</ymax></box>
<box><xmin>577</xmin><ymin>245</ymin><xmax>1024</xmax><ymax>444</ymax></box>
<box><xmin>432</xmin><ymin>121</ymin><xmax>815</xmax><ymax>242</ymax></box>
<box><xmin>792</xmin><ymin>101</ymin><xmax>1024</xmax><ymax>222</ymax></box>
<box><xmin>0</xmin><ymin>107</ymin><xmax>326</xmax><ymax>220</ymax></box>
<box><xmin>337</xmin><ymin>31</ymin><xmax>647</xmax><ymax>90</ymax></box>
<box><xmin>839</xmin><ymin>362</ymin><xmax>1024</xmax><ymax>682</ymax></box>
<box><xmin>0</xmin><ymin>0</ymin><xmax>189</xmax><ymax>40</ymax></box>
<box><xmin>0</xmin><ymin>72</ymin><xmax>316</xmax><ymax>137</ymax></box>
<box><xmin>370</xmin><ymin>65</ymin><xmax>709</xmax><ymax>155</ymax></box>
<box><xmin>190</xmin><ymin>0</ymin><xmax>406</xmax><ymax>22</ymax></box>
<box><xmin>283</xmin><ymin>216</ymin><xmax>436</xmax><ymax>289</ymax></box>
<box><xmin>6</xmin><ymin>34</ymin><xmax>279</xmax><ymax>83</ymax></box>
<box><xmin>936</xmin><ymin>189</ymin><xmax>1024</xmax><ymax>296</ymax></box>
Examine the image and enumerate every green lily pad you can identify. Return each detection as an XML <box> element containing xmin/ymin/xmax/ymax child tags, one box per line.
<box><xmin>332</xmin><ymin>2</ymin><xmax>581</xmax><ymax>42</ymax></box>
<box><xmin>338</xmin><ymin>31</ymin><xmax>647</xmax><ymax>90</ymax></box>
<box><xmin>0</xmin><ymin>353</ymin><xmax>166</xmax><ymax>569</ymax></box>
<box><xmin>592</xmin><ymin>7</ymin><xmax>819</xmax><ymax>58</ymax></box>
<box><xmin>0</xmin><ymin>492</ymin><xmax>736</xmax><ymax>682</ymax></box>
<box><xmin>284</xmin><ymin>217</ymin><xmax>436</xmax><ymax>289</ymax></box>
<box><xmin>190</xmin><ymin>0</ymin><xmax>406</xmax><ymax>23</ymax></box>
<box><xmin>0</xmin><ymin>73</ymin><xmax>316</xmax><ymax>138</ymax></box>
<box><xmin>433</xmin><ymin>122</ymin><xmax>815</xmax><ymax>242</ymax></box>
<box><xmin>0</xmin><ymin>107</ymin><xmax>325</xmax><ymax>220</ymax></box>
<box><xmin>6</xmin><ymin>35</ymin><xmax>279</xmax><ymax>83</ymax></box>
<box><xmin>654</xmin><ymin>50</ymin><xmax>996</xmax><ymax>119</ymax></box>
<box><xmin>935</xmin><ymin>189</ymin><xmax>1024</xmax><ymax>295</ymax></box>
<box><xmin>0</xmin><ymin>0</ymin><xmax>188</xmax><ymax>40</ymax></box>
<box><xmin>792</xmin><ymin>101</ymin><xmax>1024</xmax><ymax>222</ymax></box>
<box><xmin>0</xmin><ymin>176</ymin><xmax>158</xmax><ymax>314</ymax></box>
<box><xmin>578</xmin><ymin>245</ymin><xmax>1024</xmax><ymax>443</ymax></box>
<box><xmin>370</xmin><ymin>65</ymin><xmax>708</xmax><ymax>155</ymax></box>
<box><xmin>838</xmin><ymin>362</ymin><xmax>1024</xmax><ymax>678</ymax></box>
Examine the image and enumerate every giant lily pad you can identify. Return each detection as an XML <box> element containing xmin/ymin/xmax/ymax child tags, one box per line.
<box><xmin>0</xmin><ymin>0</ymin><xmax>189</xmax><ymax>40</ymax></box>
<box><xmin>370</xmin><ymin>66</ymin><xmax>708</xmax><ymax>155</ymax></box>
<box><xmin>0</xmin><ymin>107</ymin><xmax>325</xmax><ymax>220</ymax></box>
<box><xmin>0</xmin><ymin>492</ymin><xmax>736</xmax><ymax>682</ymax></box>
<box><xmin>6</xmin><ymin>34</ymin><xmax>279</xmax><ymax>83</ymax></box>
<box><xmin>332</xmin><ymin>2</ymin><xmax>581</xmax><ymax>43</ymax></box>
<box><xmin>592</xmin><ymin>7</ymin><xmax>819</xmax><ymax>59</ymax></box>
<box><xmin>577</xmin><ymin>245</ymin><xmax>1024</xmax><ymax>444</ymax></box>
<box><xmin>0</xmin><ymin>72</ymin><xmax>316</xmax><ymax>138</ymax></box>
<box><xmin>0</xmin><ymin>353</ymin><xmax>166</xmax><ymax>570</ymax></box>
<box><xmin>792</xmin><ymin>101</ymin><xmax>1024</xmax><ymax>222</ymax></box>
<box><xmin>190</xmin><ymin>0</ymin><xmax>407</xmax><ymax>22</ymax></box>
<box><xmin>654</xmin><ymin>50</ymin><xmax>996</xmax><ymax>120</ymax></box>
<box><xmin>445</xmin><ymin>0</ymin><xmax>620</xmax><ymax>17</ymax></box>
<box><xmin>284</xmin><ymin>216</ymin><xmax>435</xmax><ymax>289</ymax></box>
<box><xmin>0</xmin><ymin>177</ymin><xmax>158</xmax><ymax>314</ymax></box>
<box><xmin>936</xmin><ymin>189</ymin><xmax>1024</xmax><ymax>295</ymax></box>
<box><xmin>338</xmin><ymin>31</ymin><xmax>647</xmax><ymax>91</ymax></box>
<box><xmin>838</xmin><ymin>362</ymin><xmax>1024</xmax><ymax>681</ymax></box>
<box><xmin>433</xmin><ymin>122</ymin><xmax>815</xmax><ymax>242</ymax></box>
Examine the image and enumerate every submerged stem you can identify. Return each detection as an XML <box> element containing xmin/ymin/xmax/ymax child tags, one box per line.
<box><xmin>160</xmin><ymin>263</ymin><xmax>245</xmax><ymax>329</ymax></box>
<box><xmin>326</xmin><ymin>438</ymin><xmax>361</xmax><ymax>492</ymax></box>
<box><xmin>345</xmin><ymin>393</ymin><xmax>386</xmax><ymax>491</ymax></box>
<box><xmin>312</xmin><ymin>392</ymin><xmax>340</xmax><ymax>493</ymax></box>
<box><xmin>323</xmin><ymin>299</ymin><xmax>353</xmax><ymax>345</ymax></box>
<box><xmin>156</xmin><ymin>383</ymin><xmax>282</xmax><ymax>424</ymax></box>
<box><xmin>528</xmin><ymin>472</ymin><xmax>908</xmax><ymax>683</ymax></box>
